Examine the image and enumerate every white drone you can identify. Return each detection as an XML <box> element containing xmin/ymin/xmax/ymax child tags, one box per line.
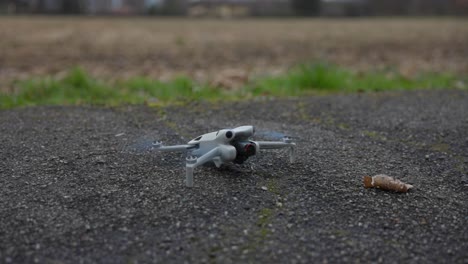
<box><xmin>152</xmin><ymin>126</ymin><xmax>296</xmax><ymax>187</ymax></box>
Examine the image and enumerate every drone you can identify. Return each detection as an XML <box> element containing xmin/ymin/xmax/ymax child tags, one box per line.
<box><xmin>152</xmin><ymin>126</ymin><xmax>296</xmax><ymax>187</ymax></box>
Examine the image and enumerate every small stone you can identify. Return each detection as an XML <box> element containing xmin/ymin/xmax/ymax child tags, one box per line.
<box><xmin>95</xmin><ymin>158</ymin><xmax>106</xmax><ymax>164</ymax></box>
<box><xmin>261</xmin><ymin>186</ymin><xmax>268</xmax><ymax>191</ymax></box>
<box><xmin>461</xmin><ymin>175</ymin><xmax>468</xmax><ymax>184</ymax></box>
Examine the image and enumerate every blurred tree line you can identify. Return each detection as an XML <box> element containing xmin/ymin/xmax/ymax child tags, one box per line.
<box><xmin>292</xmin><ymin>0</ymin><xmax>321</xmax><ymax>16</ymax></box>
<box><xmin>0</xmin><ymin>0</ymin><xmax>466</xmax><ymax>16</ymax></box>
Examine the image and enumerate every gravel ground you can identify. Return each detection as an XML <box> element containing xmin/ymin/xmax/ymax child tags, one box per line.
<box><xmin>0</xmin><ymin>90</ymin><xmax>467</xmax><ymax>263</ymax></box>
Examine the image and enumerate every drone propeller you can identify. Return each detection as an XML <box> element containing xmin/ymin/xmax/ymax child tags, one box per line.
<box><xmin>254</xmin><ymin>130</ymin><xmax>301</xmax><ymax>142</ymax></box>
<box><xmin>152</xmin><ymin>140</ymin><xmax>163</xmax><ymax>148</ymax></box>
<box><xmin>121</xmin><ymin>137</ymin><xmax>159</xmax><ymax>154</ymax></box>
<box><xmin>255</xmin><ymin>130</ymin><xmax>287</xmax><ymax>140</ymax></box>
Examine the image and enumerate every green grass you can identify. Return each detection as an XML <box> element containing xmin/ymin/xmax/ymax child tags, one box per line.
<box><xmin>0</xmin><ymin>63</ymin><xmax>465</xmax><ymax>109</ymax></box>
<box><xmin>0</xmin><ymin>67</ymin><xmax>224</xmax><ymax>109</ymax></box>
<box><xmin>252</xmin><ymin>63</ymin><xmax>463</xmax><ymax>95</ymax></box>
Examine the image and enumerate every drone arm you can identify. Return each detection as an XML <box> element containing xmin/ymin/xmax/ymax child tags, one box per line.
<box><xmin>185</xmin><ymin>147</ymin><xmax>221</xmax><ymax>187</ymax></box>
<box><xmin>192</xmin><ymin>147</ymin><xmax>221</xmax><ymax>167</ymax></box>
<box><xmin>157</xmin><ymin>144</ymin><xmax>194</xmax><ymax>152</ymax></box>
<box><xmin>255</xmin><ymin>141</ymin><xmax>293</xmax><ymax>149</ymax></box>
<box><xmin>255</xmin><ymin>141</ymin><xmax>296</xmax><ymax>163</ymax></box>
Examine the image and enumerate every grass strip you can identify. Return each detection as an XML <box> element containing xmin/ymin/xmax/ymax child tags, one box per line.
<box><xmin>0</xmin><ymin>63</ymin><xmax>465</xmax><ymax>109</ymax></box>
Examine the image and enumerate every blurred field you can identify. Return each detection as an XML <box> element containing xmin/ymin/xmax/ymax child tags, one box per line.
<box><xmin>0</xmin><ymin>17</ymin><xmax>467</xmax><ymax>91</ymax></box>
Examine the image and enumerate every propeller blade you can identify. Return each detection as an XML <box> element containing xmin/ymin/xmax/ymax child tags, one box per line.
<box><xmin>254</xmin><ymin>130</ymin><xmax>303</xmax><ymax>142</ymax></box>
<box><xmin>122</xmin><ymin>137</ymin><xmax>161</xmax><ymax>153</ymax></box>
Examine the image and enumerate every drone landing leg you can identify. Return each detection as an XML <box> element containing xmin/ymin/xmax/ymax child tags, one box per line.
<box><xmin>289</xmin><ymin>144</ymin><xmax>296</xmax><ymax>163</ymax></box>
<box><xmin>186</xmin><ymin>166</ymin><xmax>194</xmax><ymax>187</ymax></box>
<box><xmin>186</xmin><ymin>156</ymin><xmax>197</xmax><ymax>187</ymax></box>
<box><xmin>184</xmin><ymin>148</ymin><xmax>221</xmax><ymax>188</ymax></box>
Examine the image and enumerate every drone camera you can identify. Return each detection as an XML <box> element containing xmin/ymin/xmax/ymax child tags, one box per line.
<box><xmin>233</xmin><ymin>141</ymin><xmax>257</xmax><ymax>164</ymax></box>
<box><xmin>244</xmin><ymin>143</ymin><xmax>256</xmax><ymax>156</ymax></box>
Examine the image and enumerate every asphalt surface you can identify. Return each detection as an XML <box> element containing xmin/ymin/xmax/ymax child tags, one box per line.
<box><xmin>1</xmin><ymin>90</ymin><xmax>467</xmax><ymax>263</ymax></box>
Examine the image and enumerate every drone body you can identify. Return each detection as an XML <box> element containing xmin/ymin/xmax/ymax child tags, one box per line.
<box><xmin>153</xmin><ymin>126</ymin><xmax>295</xmax><ymax>187</ymax></box>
